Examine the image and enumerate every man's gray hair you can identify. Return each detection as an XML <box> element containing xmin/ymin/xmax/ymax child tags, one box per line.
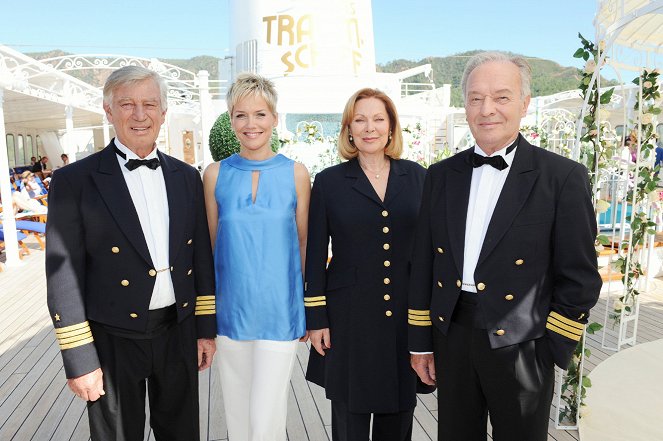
<box><xmin>103</xmin><ymin>65</ymin><xmax>169</xmax><ymax>110</ymax></box>
<box><xmin>461</xmin><ymin>51</ymin><xmax>532</xmax><ymax>100</ymax></box>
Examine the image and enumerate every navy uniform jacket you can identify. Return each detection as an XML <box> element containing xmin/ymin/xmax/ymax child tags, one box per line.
<box><xmin>408</xmin><ymin>137</ymin><xmax>602</xmax><ymax>369</ymax></box>
<box><xmin>46</xmin><ymin>141</ymin><xmax>216</xmax><ymax>379</ymax></box>
<box><xmin>305</xmin><ymin>158</ymin><xmax>426</xmax><ymax>413</ymax></box>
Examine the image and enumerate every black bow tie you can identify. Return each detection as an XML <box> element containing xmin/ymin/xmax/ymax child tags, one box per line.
<box><xmin>470</xmin><ymin>137</ymin><xmax>519</xmax><ymax>171</ymax></box>
<box><xmin>470</xmin><ymin>153</ymin><xmax>508</xmax><ymax>171</ymax></box>
<box><xmin>114</xmin><ymin>146</ymin><xmax>161</xmax><ymax>171</ymax></box>
<box><xmin>125</xmin><ymin>158</ymin><xmax>160</xmax><ymax>171</ymax></box>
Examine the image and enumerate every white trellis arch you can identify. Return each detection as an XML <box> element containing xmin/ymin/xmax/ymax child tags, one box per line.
<box><xmin>554</xmin><ymin>0</ymin><xmax>663</xmax><ymax>431</ymax></box>
<box><xmin>30</xmin><ymin>54</ymin><xmax>202</xmax><ymax>108</ymax></box>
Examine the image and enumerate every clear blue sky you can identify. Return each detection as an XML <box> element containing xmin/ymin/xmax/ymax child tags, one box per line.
<box><xmin>2</xmin><ymin>0</ymin><xmax>597</xmax><ymax>68</ymax></box>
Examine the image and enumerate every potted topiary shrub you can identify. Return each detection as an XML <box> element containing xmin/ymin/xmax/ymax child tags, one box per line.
<box><xmin>209</xmin><ymin>111</ymin><xmax>280</xmax><ymax>161</ymax></box>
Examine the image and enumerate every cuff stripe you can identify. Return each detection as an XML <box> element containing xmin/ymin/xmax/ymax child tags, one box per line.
<box><xmin>55</xmin><ymin>321</ymin><xmax>95</xmax><ymax>350</ymax></box>
<box><xmin>547</xmin><ymin>316</ymin><xmax>583</xmax><ymax>336</ymax></box>
<box><xmin>196</xmin><ymin>295</ymin><xmax>216</xmax><ymax>315</ymax></box>
<box><xmin>305</xmin><ymin>301</ymin><xmax>327</xmax><ymax>307</ymax></box>
<box><xmin>549</xmin><ymin>311</ymin><xmax>584</xmax><ymax>330</ymax></box>
<box><xmin>305</xmin><ymin>296</ymin><xmax>326</xmax><ymax>302</ymax></box>
<box><xmin>59</xmin><ymin>336</ymin><xmax>95</xmax><ymax>350</ymax></box>
<box><xmin>408</xmin><ymin>309</ymin><xmax>430</xmax><ymax>316</ymax></box>
<box><xmin>546</xmin><ymin>322</ymin><xmax>582</xmax><ymax>341</ymax></box>
<box><xmin>195</xmin><ymin>305</ymin><xmax>215</xmax><ymax>310</ymax></box>
<box><xmin>408</xmin><ymin>319</ymin><xmax>432</xmax><ymax>326</ymax></box>
<box><xmin>55</xmin><ymin>321</ymin><xmax>91</xmax><ymax>335</ymax></box>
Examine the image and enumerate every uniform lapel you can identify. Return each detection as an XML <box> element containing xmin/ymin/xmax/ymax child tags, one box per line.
<box><xmin>347</xmin><ymin>158</ymin><xmax>383</xmax><ymax>206</ymax></box>
<box><xmin>383</xmin><ymin>158</ymin><xmax>407</xmax><ymax>206</ymax></box>
<box><xmin>446</xmin><ymin>150</ymin><xmax>473</xmax><ymax>274</ymax></box>
<box><xmin>158</xmin><ymin>151</ymin><xmax>187</xmax><ymax>264</ymax></box>
<box><xmin>91</xmin><ymin>142</ymin><xmax>153</xmax><ymax>266</ymax></box>
<box><xmin>477</xmin><ymin>140</ymin><xmax>539</xmax><ymax>265</ymax></box>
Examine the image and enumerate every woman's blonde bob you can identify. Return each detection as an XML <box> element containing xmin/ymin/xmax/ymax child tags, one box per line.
<box><xmin>226</xmin><ymin>72</ymin><xmax>278</xmax><ymax>116</ymax></box>
<box><xmin>338</xmin><ymin>88</ymin><xmax>403</xmax><ymax>160</ymax></box>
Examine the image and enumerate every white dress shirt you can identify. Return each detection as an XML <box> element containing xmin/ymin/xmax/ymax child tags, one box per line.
<box><xmin>461</xmin><ymin>142</ymin><xmax>517</xmax><ymax>293</ymax></box>
<box><xmin>114</xmin><ymin>139</ymin><xmax>176</xmax><ymax>309</ymax></box>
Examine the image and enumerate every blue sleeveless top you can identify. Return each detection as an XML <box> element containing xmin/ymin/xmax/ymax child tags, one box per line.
<box><xmin>214</xmin><ymin>153</ymin><xmax>305</xmax><ymax>340</ymax></box>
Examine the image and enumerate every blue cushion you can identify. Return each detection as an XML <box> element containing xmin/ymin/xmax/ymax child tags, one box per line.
<box><xmin>0</xmin><ymin>229</ymin><xmax>28</xmax><ymax>241</ymax></box>
<box><xmin>15</xmin><ymin>220</ymin><xmax>46</xmax><ymax>234</ymax></box>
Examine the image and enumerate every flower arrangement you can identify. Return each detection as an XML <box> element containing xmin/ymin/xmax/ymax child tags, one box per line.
<box><xmin>574</xmin><ymin>33</ymin><xmax>617</xmax><ymax>189</ymax></box>
<box><xmin>610</xmin><ymin>67</ymin><xmax>661</xmax><ymax>327</ymax></box>
<box><xmin>296</xmin><ymin>121</ymin><xmax>324</xmax><ymax>144</ymax></box>
<box><xmin>556</xmin><ymin>34</ymin><xmax>614</xmax><ymax>426</ymax></box>
<box><xmin>558</xmin><ymin>322</ymin><xmax>603</xmax><ymax>426</ymax></box>
<box><xmin>521</xmin><ymin>125</ymin><xmax>548</xmax><ymax>148</ymax></box>
<box><xmin>402</xmin><ymin>123</ymin><xmax>449</xmax><ymax>167</ymax></box>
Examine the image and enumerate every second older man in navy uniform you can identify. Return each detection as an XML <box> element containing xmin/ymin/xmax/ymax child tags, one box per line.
<box><xmin>46</xmin><ymin>66</ymin><xmax>216</xmax><ymax>440</ymax></box>
<box><xmin>408</xmin><ymin>52</ymin><xmax>602</xmax><ymax>440</ymax></box>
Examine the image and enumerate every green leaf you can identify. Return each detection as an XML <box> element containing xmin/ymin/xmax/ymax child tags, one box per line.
<box><xmin>583</xmin><ymin>52</ymin><xmax>590</xmax><ymax>61</ymax></box>
<box><xmin>582</xmin><ymin>376</ymin><xmax>592</xmax><ymax>387</ymax></box>
<box><xmin>588</xmin><ymin>322</ymin><xmax>603</xmax><ymax>333</ymax></box>
<box><xmin>651</xmin><ymin>107</ymin><xmax>661</xmax><ymax>115</ymax></box>
<box><xmin>600</xmin><ymin>88</ymin><xmax>615</xmax><ymax>104</ymax></box>
<box><xmin>597</xmin><ymin>234</ymin><xmax>611</xmax><ymax>245</ymax></box>
<box><xmin>574</xmin><ymin>48</ymin><xmax>586</xmax><ymax>59</ymax></box>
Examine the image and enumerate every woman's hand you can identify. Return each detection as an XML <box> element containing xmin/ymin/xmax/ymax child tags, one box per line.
<box><xmin>309</xmin><ymin>328</ymin><xmax>331</xmax><ymax>356</ymax></box>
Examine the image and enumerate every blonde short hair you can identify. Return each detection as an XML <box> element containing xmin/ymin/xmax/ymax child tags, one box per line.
<box><xmin>226</xmin><ymin>72</ymin><xmax>278</xmax><ymax>115</ymax></box>
<box><xmin>338</xmin><ymin>88</ymin><xmax>403</xmax><ymax>160</ymax></box>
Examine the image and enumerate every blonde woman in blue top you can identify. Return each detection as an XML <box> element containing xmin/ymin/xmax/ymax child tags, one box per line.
<box><xmin>203</xmin><ymin>73</ymin><xmax>311</xmax><ymax>441</ymax></box>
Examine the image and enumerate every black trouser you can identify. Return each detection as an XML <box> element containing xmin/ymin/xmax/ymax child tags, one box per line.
<box><xmin>433</xmin><ymin>292</ymin><xmax>555</xmax><ymax>441</ymax></box>
<box><xmin>87</xmin><ymin>307</ymin><xmax>199</xmax><ymax>441</ymax></box>
<box><xmin>331</xmin><ymin>400</ymin><xmax>414</xmax><ymax>441</ymax></box>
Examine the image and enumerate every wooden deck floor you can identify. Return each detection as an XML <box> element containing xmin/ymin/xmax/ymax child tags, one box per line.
<box><xmin>1</xmin><ymin>243</ymin><xmax>662</xmax><ymax>440</ymax></box>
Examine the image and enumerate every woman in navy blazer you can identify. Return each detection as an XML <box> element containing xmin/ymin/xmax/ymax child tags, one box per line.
<box><xmin>304</xmin><ymin>88</ymin><xmax>426</xmax><ymax>441</ymax></box>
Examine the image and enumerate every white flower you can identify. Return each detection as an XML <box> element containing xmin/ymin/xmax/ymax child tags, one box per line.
<box><xmin>613</xmin><ymin>299</ymin><xmax>624</xmax><ymax>311</ymax></box>
<box><xmin>589</xmin><ymin>129</ymin><xmax>598</xmax><ymax>136</ymax></box>
<box><xmin>641</xmin><ymin>113</ymin><xmax>653</xmax><ymax>125</ymax></box>
<box><xmin>595</xmin><ymin>243</ymin><xmax>605</xmax><ymax>252</ymax></box>
<box><xmin>280</xmin><ymin>130</ymin><xmax>293</xmax><ymax>141</ymax></box>
<box><xmin>585</xmin><ymin>60</ymin><xmax>597</xmax><ymax>74</ymax></box>
<box><xmin>599</xmin><ymin>109</ymin><xmax>611</xmax><ymax>120</ymax></box>
<box><xmin>599</xmin><ymin>40</ymin><xmax>606</xmax><ymax>52</ymax></box>
<box><xmin>644</xmin><ymin>81</ymin><xmax>653</xmax><ymax>88</ymax></box>
<box><xmin>649</xmin><ymin>190</ymin><xmax>661</xmax><ymax>202</ymax></box>
<box><xmin>595</xmin><ymin>199</ymin><xmax>610</xmax><ymax>213</ymax></box>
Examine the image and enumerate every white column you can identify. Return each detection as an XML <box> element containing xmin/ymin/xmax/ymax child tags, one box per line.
<box><xmin>0</xmin><ymin>87</ymin><xmax>21</xmax><ymax>267</ymax></box>
<box><xmin>198</xmin><ymin>70</ymin><xmax>214</xmax><ymax>167</ymax></box>
<box><xmin>64</xmin><ymin>105</ymin><xmax>76</xmax><ymax>161</ymax></box>
<box><xmin>102</xmin><ymin>114</ymin><xmax>111</xmax><ymax>146</ymax></box>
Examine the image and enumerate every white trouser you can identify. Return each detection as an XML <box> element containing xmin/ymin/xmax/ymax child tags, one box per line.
<box><xmin>217</xmin><ymin>336</ymin><xmax>298</xmax><ymax>441</ymax></box>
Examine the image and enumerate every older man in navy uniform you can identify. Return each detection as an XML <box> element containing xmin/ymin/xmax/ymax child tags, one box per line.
<box><xmin>408</xmin><ymin>52</ymin><xmax>602</xmax><ymax>440</ymax></box>
<box><xmin>46</xmin><ymin>65</ymin><xmax>216</xmax><ymax>440</ymax></box>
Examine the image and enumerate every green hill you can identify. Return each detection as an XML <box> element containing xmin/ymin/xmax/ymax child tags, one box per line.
<box><xmin>377</xmin><ymin>50</ymin><xmax>609</xmax><ymax>107</ymax></box>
